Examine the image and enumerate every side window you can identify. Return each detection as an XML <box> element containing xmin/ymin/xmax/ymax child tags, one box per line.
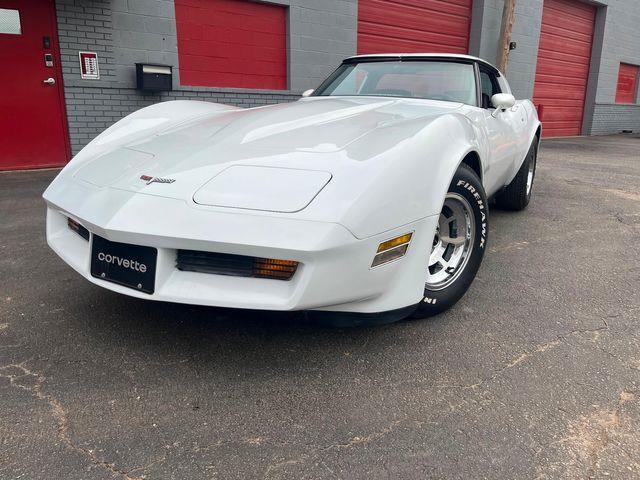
<box><xmin>479</xmin><ymin>70</ymin><xmax>502</xmax><ymax>109</ymax></box>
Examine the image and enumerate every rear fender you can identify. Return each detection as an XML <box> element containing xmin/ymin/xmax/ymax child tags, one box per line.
<box><xmin>504</xmin><ymin>100</ymin><xmax>541</xmax><ymax>183</ymax></box>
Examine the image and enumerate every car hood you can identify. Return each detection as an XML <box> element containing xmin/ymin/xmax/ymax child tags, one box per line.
<box><xmin>67</xmin><ymin>96</ymin><xmax>462</xmax><ymax>212</ymax></box>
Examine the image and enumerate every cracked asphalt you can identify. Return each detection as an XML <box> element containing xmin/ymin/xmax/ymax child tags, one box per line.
<box><xmin>1</xmin><ymin>135</ymin><xmax>639</xmax><ymax>479</ymax></box>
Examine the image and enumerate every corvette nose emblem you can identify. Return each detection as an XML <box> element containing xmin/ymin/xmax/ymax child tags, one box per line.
<box><xmin>140</xmin><ymin>175</ymin><xmax>176</xmax><ymax>185</ymax></box>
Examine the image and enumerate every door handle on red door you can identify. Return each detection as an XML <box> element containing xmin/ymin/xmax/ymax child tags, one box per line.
<box><xmin>43</xmin><ymin>77</ymin><xmax>56</xmax><ymax>85</ymax></box>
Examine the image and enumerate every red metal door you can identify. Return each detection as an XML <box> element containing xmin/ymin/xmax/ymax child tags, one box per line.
<box><xmin>0</xmin><ymin>0</ymin><xmax>70</xmax><ymax>170</ymax></box>
<box><xmin>357</xmin><ymin>0</ymin><xmax>472</xmax><ymax>55</ymax></box>
<box><xmin>533</xmin><ymin>0</ymin><xmax>596</xmax><ymax>137</ymax></box>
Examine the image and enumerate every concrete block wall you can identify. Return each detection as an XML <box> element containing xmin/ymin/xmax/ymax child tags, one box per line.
<box><xmin>503</xmin><ymin>0</ymin><xmax>544</xmax><ymax>101</ymax></box>
<box><xmin>588</xmin><ymin>0</ymin><xmax>640</xmax><ymax>134</ymax></box>
<box><xmin>288</xmin><ymin>0</ymin><xmax>357</xmax><ymax>91</ymax></box>
<box><xmin>593</xmin><ymin>1</ymin><xmax>640</xmax><ymax>104</ymax></box>
<box><xmin>111</xmin><ymin>0</ymin><xmax>178</xmax><ymax>87</ymax></box>
<box><xmin>469</xmin><ymin>0</ymin><xmax>501</xmax><ymax>68</ymax></box>
<box><xmin>473</xmin><ymin>0</ymin><xmax>543</xmax><ymax>100</ymax></box>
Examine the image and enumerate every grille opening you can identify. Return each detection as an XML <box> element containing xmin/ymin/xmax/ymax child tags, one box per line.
<box><xmin>177</xmin><ymin>250</ymin><xmax>298</xmax><ymax>281</ymax></box>
<box><xmin>67</xmin><ymin>217</ymin><xmax>90</xmax><ymax>241</ymax></box>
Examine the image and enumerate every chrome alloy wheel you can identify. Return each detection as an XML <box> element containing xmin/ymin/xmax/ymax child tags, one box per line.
<box><xmin>526</xmin><ymin>153</ymin><xmax>536</xmax><ymax>196</ymax></box>
<box><xmin>426</xmin><ymin>193</ymin><xmax>475</xmax><ymax>291</ymax></box>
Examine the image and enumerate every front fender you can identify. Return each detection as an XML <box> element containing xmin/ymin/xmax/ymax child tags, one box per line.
<box><xmin>337</xmin><ymin>113</ymin><xmax>483</xmax><ymax>239</ymax></box>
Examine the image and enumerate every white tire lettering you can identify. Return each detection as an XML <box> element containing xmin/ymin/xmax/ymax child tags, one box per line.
<box><xmin>456</xmin><ymin>174</ymin><xmax>488</xmax><ymax>248</ymax></box>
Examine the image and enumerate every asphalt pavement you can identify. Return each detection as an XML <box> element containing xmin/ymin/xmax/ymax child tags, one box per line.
<box><xmin>1</xmin><ymin>135</ymin><xmax>639</xmax><ymax>479</ymax></box>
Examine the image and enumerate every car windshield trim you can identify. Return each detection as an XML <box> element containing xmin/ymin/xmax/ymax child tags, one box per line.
<box><xmin>343</xmin><ymin>55</ymin><xmax>500</xmax><ymax>74</ymax></box>
<box><xmin>313</xmin><ymin>60</ymin><xmax>479</xmax><ymax>107</ymax></box>
<box><xmin>309</xmin><ymin>93</ymin><xmax>467</xmax><ymax>102</ymax></box>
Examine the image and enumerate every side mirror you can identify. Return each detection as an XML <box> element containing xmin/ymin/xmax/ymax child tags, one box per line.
<box><xmin>491</xmin><ymin>93</ymin><xmax>516</xmax><ymax>111</ymax></box>
<box><xmin>301</xmin><ymin>89</ymin><xmax>314</xmax><ymax>98</ymax></box>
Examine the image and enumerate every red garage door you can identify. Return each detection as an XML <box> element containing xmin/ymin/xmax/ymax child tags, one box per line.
<box><xmin>358</xmin><ymin>0</ymin><xmax>472</xmax><ymax>55</ymax></box>
<box><xmin>175</xmin><ymin>0</ymin><xmax>287</xmax><ymax>90</ymax></box>
<box><xmin>533</xmin><ymin>0</ymin><xmax>596</xmax><ymax>137</ymax></box>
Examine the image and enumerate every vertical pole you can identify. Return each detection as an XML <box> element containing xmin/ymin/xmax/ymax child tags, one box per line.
<box><xmin>496</xmin><ymin>0</ymin><xmax>516</xmax><ymax>73</ymax></box>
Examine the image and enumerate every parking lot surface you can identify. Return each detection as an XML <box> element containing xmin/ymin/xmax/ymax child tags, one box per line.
<box><xmin>1</xmin><ymin>135</ymin><xmax>639</xmax><ymax>479</ymax></box>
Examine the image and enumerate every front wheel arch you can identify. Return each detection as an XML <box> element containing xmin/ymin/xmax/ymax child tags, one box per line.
<box><xmin>460</xmin><ymin>150</ymin><xmax>484</xmax><ymax>185</ymax></box>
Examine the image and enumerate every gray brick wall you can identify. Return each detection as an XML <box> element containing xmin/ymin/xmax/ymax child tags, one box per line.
<box><xmin>63</xmin><ymin>86</ymin><xmax>298</xmax><ymax>154</ymax></box>
<box><xmin>589</xmin><ymin>104</ymin><xmax>640</xmax><ymax>135</ymax></box>
<box><xmin>55</xmin><ymin>0</ymin><xmax>116</xmax><ymax>82</ymax></box>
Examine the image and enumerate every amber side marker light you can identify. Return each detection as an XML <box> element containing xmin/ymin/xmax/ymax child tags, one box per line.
<box><xmin>372</xmin><ymin>232</ymin><xmax>412</xmax><ymax>267</ymax></box>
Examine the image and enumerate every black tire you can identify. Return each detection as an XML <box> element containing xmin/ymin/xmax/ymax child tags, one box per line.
<box><xmin>494</xmin><ymin>139</ymin><xmax>538</xmax><ymax>211</ymax></box>
<box><xmin>412</xmin><ymin>164</ymin><xmax>488</xmax><ymax>318</ymax></box>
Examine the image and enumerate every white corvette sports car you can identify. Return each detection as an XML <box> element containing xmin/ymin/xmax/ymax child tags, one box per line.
<box><xmin>44</xmin><ymin>54</ymin><xmax>540</xmax><ymax>324</ymax></box>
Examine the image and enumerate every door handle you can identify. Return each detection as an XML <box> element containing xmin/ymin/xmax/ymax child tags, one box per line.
<box><xmin>43</xmin><ymin>77</ymin><xmax>56</xmax><ymax>85</ymax></box>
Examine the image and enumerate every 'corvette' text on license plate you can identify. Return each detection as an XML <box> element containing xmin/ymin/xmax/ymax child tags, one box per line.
<box><xmin>90</xmin><ymin>235</ymin><xmax>157</xmax><ymax>294</ymax></box>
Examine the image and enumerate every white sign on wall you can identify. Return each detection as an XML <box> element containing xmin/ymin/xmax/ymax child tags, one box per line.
<box><xmin>79</xmin><ymin>51</ymin><xmax>100</xmax><ymax>79</ymax></box>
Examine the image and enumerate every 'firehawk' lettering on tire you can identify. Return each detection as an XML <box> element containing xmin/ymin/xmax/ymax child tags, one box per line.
<box><xmin>457</xmin><ymin>179</ymin><xmax>487</xmax><ymax>248</ymax></box>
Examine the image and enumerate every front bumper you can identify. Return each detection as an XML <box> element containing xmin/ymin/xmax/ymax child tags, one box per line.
<box><xmin>44</xmin><ymin>183</ymin><xmax>437</xmax><ymax>314</ymax></box>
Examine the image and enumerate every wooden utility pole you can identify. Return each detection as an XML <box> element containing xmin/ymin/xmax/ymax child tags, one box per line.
<box><xmin>496</xmin><ymin>0</ymin><xmax>516</xmax><ymax>73</ymax></box>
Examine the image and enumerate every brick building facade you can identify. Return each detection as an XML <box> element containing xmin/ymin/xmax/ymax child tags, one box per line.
<box><xmin>1</xmin><ymin>0</ymin><xmax>639</xmax><ymax>168</ymax></box>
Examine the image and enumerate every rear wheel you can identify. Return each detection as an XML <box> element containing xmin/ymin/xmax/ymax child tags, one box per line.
<box><xmin>413</xmin><ymin>164</ymin><xmax>488</xmax><ymax>318</ymax></box>
<box><xmin>495</xmin><ymin>140</ymin><xmax>537</xmax><ymax>211</ymax></box>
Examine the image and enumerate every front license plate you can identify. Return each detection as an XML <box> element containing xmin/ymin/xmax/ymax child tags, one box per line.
<box><xmin>91</xmin><ymin>235</ymin><xmax>157</xmax><ymax>294</ymax></box>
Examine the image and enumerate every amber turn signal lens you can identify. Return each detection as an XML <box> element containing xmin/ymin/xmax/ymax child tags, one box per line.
<box><xmin>372</xmin><ymin>232</ymin><xmax>413</xmax><ymax>267</ymax></box>
<box><xmin>253</xmin><ymin>258</ymin><xmax>299</xmax><ymax>280</ymax></box>
<box><xmin>376</xmin><ymin>233</ymin><xmax>413</xmax><ymax>253</ymax></box>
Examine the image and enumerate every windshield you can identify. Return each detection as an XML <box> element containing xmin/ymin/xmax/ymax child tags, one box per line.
<box><xmin>314</xmin><ymin>61</ymin><xmax>477</xmax><ymax>106</ymax></box>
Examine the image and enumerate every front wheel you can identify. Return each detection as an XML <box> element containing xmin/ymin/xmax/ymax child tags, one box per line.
<box><xmin>412</xmin><ymin>164</ymin><xmax>488</xmax><ymax>318</ymax></box>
